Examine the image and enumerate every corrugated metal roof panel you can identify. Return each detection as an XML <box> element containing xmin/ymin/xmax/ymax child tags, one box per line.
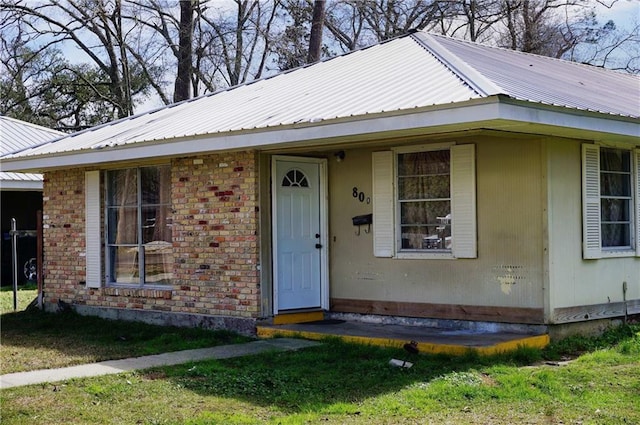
<box><xmin>131</xmin><ymin>36</ymin><xmax>478</xmax><ymax>142</ymax></box>
<box><xmin>427</xmin><ymin>34</ymin><xmax>640</xmax><ymax>117</ymax></box>
<box><xmin>0</xmin><ymin>116</ymin><xmax>64</xmax><ymax>155</ymax></box>
<box><xmin>0</xmin><ymin>172</ymin><xmax>43</xmax><ymax>183</ymax></box>
<box><xmin>3</xmin><ymin>31</ymin><xmax>638</xmax><ymax>162</ymax></box>
<box><xmin>0</xmin><ymin>117</ymin><xmax>62</xmax><ymax>185</ymax></box>
<box><xmin>5</xmin><ymin>35</ymin><xmax>479</xmax><ymax>158</ymax></box>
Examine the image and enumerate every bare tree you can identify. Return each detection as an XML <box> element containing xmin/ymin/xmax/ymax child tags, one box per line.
<box><xmin>323</xmin><ymin>0</ymin><xmax>366</xmax><ymax>51</ymax></box>
<box><xmin>0</xmin><ymin>15</ymin><xmax>136</xmax><ymax>130</ymax></box>
<box><xmin>0</xmin><ymin>18</ymin><xmax>35</xmax><ymax>122</ymax></box>
<box><xmin>431</xmin><ymin>0</ymin><xmax>504</xmax><ymax>42</ymax></box>
<box><xmin>568</xmin><ymin>16</ymin><xmax>639</xmax><ymax>73</ymax></box>
<box><xmin>199</xmin><ymin>0</ymin><xmax>280</xmax><ymax>87</ymax></box>
<box><xmin>323</xmin><ymin>0</ymin><xmax>452</xmax><ymax>53</ymax></box>
<box><xmin>126</xmin><ymin>0</ymin><xmax>206</xmax><ymax>103</ymax></box>
<box><xmin>496</xmin><ymin>0</ymin><xmax>588</xmax><ymax>56</ymax></box>
<box><xmin>357</xmin><ymin>0</ymin><xmax>440</xmax><ymax>40</ymax></box>
<box><xmin>174</xmin><ymin>0</ymin><xmax>194</xmax><ymax>102</ymax></box>
<box><xmin>273</xmin><ymin>0</ymin><xmax>313</xmax><ymax>70</ymax></box>
<box><xmin>1</xmin><ymin>0</ymin><xmax>156</xmax><ymax>119</ymax></box>
<box><xmin>307</xmin><ymin>0</ymin><xmax>325</xmax><ymax>62</ymax></box>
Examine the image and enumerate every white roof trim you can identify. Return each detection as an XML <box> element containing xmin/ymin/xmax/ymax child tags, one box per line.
<box><xmin>0</xmin><ymin>180</ymin><xmax>43</xmax><ymax>191</ymax></box>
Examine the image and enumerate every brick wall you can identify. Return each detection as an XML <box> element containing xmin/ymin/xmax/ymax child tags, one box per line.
<box><xmin>42</xmin><ymin>151</ymin><xmax>261</xmax><ymax>321</ymax></box>
<box><xmin>171</xmin><ymin>151</ymin><xmax>260</xmax><ymax>317</ymax></box>
<box><xmin>42</xmin><ymin>168</ymin><xmax>87</xmax><ymax>302</ymax></box>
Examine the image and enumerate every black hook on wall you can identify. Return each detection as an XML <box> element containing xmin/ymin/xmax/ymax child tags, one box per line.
<box><xmin>352</xmin><ymin>214</ymin><xmax>372</xmax><ymax>236</ymax></box>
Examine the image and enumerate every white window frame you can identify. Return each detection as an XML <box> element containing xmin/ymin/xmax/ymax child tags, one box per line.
<box><xmin>372</xmin><ymin>143</ymin><xmax>477</xmax><ymax>259</ymax></box>
<box><xmin>582</xmin><ymin>144</ymin><xmax>640</xmax><ymax>259</ymax></box>
<box><xmin>104</xmin><ymin>165</ymin><xmax>172</xmax><ymax>287</ymax></box>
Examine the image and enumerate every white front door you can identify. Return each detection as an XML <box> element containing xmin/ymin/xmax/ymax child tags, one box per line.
<box><xmin>273</xmin><ymin>157</ymin><xmax>326</xmax><ymax>311</ymax></box>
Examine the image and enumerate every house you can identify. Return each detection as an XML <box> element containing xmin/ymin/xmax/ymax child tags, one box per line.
<box><xmin>0</xmin><ymin>116</ymin><xmax>63</xmax><ymax>286</ymax></box>
<box><xmin>2</xmin><ymin>32</ymin><xmax>638</xmax><ymax>336</ymax></box>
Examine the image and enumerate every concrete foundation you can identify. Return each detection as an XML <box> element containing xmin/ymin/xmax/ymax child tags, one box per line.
<box><xmin>45</xmin><ymin>303</ymin><xmax>257</xmax><ymax>336</ymax></box>
<box><xmin>547</xmin><ymin>317</ymin><xmax>629</xmax><ymax>341</ymax></box>
<box><xmin>42</xmin><ymin>303</ymin><xmax>636</xmax><ymax>346</ymax></box>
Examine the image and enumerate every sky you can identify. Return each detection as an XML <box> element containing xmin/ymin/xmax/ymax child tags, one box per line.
<box><xmin>594</xmin><ymin>0</ymin><xmax>639</xmax><ymax>27</ymax></box>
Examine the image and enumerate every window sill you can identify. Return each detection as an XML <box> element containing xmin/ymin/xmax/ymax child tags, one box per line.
<box><xmin>395</xmin><ymin>251</ymin><xmax>455</xmax><ymax>260</ymax></box>
<box><xmin>103</xmin><ymin>286</ymin><xmax>173</xmax><ymax>299</ymax></box>
<box><xmin>599</xmin><ymin>249</ymin><xmax>637</xmax><ymax>259</ymax></box>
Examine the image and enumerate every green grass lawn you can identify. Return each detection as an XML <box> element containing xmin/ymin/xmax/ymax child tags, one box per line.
<box><xmin>1</xmin><ymin>307</ymin><xmax>252</xmax><ymax>374</ymax></box>
<box><xmin>0</xmin><ymin>284</ymin><xmax>37</xmax><ymax>314</ymax></box>
<box><xmin>1</xmin><ymin>306</ymin><xmax>638</xmax><ymax>425</ymax></box>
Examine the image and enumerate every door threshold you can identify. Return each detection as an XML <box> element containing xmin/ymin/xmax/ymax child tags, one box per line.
<box><xmin>273</xmin><ymin>309</ymin><xmax>324</xmax><ymax>325</ymax></box>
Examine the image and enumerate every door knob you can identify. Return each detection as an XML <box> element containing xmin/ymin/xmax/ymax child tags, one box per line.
<box><xmin>315</xmin><ymin>243</ymin><xmax>322</xmax><ymax>249</ymax></box>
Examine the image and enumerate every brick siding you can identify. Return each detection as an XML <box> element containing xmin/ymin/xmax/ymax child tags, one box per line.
<box><xmin>42</xmin><ymin>151</ymin><xmax>261</xmax><ymax>319</ymax></box>
<box><xmin>42</xmin><ymin>168</ymin><xmax>87</xmax><ymax>301</ymax></box>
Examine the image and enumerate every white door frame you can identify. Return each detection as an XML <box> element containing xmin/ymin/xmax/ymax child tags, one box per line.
<box><xmin>271</xmin><ymin>155</ymin><xmax>329</xmax><ymax>314</ymax></box>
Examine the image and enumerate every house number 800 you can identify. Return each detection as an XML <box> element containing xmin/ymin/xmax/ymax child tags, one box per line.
<box><xmin>352</xmin><ymin>187</ymin><xmax>370</xmax><ymax>204</ymax></box>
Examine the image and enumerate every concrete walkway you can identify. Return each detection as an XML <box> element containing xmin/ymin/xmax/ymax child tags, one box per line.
<box><xmin>0</xmin><ymin>338</ymin><xmax>320</xmax><ymax>389</ymax></box>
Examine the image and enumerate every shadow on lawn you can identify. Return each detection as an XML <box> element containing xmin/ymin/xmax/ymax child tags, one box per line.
<box><xmin>149</xmin><ymin>336</ymin><xmax>541</xmax><ymax>413</ymax></box>
<box><xmin>150</xmin><ymin>323</ymin><xmax>639</xmax><ymax>413</ymax></box>
<box><xmin>1</xmin><ymin>309</ymin><xmax>250</xmax><ymax>371</ymax></box>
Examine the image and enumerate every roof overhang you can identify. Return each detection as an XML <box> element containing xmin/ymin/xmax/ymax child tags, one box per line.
<box><xmin>0</xmin><ymin>177</ymin><xmax>43</xmax><ymax>191</ymax></box>
<box><xmin>2</xmin><ymin>96</ymin><xmax>638</xmax><ymax>173</ymax></box>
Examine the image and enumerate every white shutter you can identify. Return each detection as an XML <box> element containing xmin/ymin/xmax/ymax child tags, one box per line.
<box><xmin>85</xmin><ymin>171</ymin><xmax>102</xmax><ymax>288</ymax></box>
<box><xmin>450</xmin><ymin>144</ymin><xmax>477</xmax><ymax>258</ymax></box>
<box><xmin>636</xmin><ymin>149</ymin><xmax>640</xmax><ymax>257</ymax></box>
<box><xmin>582</xmin><ymin>144</ymin><xmax>601</xmax><ymax>259</ymax></box>
<box><xmin>372</xmin><ymin>151</ymin><xmax>394</xmax><ymax>257</ymax></box>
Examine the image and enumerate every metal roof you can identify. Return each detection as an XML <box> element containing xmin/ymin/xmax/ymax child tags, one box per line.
<box><xmin>0</xmin><ymin>116</ymin><xmax>63</xmax><ymax>188</ymax></box>
<box><xmin>422</xmin><ymin>33</ymin><xmax>640</xmax><ymax>118</ymax></box>
<box><xmin>0</xmin><ymin>116</ymin><xmax>64</xmax><ymax>155</ymax></box>
<box><xmin>0</xmin><ymin>171</ymin><xmax>45</xmax><ymax>184</ymax></box>
<box><xmin>2</xmin><ymin>31</ymin><xmax>639</xmax><ymax>166</ymax></box>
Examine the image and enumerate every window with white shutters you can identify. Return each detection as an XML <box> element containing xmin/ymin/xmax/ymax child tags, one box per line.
<box><xmin>373</xmin><ymin>144</ymin><xmax>476</xmax><ymax>259</ymax></box>
<box><xmin>582</xmin><ymin>144</ymin><xmax>640</xmax><ymax>259</ymax></box>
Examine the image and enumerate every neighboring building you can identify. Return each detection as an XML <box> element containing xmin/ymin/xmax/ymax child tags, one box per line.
<box><xmin>1</xmin><ymin>32</ymin><xmax>638</xmax><ymax>334</ymax></box>
<box><xmin>0</xmin><ymin>116</ymin><xmax>63</xmax><ymax>285</ymax></box>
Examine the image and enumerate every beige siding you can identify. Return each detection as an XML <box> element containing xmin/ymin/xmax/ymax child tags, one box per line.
<box><xmin>328</xmin><ymin>136</ymin><xmax>545</xmax><ymax>312</ymax></box>
<box><xmin>547</xmin><ymin>140</ymin><xmax>640</xmax><ymax>320</ymax></box>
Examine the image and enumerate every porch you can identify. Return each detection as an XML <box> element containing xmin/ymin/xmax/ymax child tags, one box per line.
<box><xmin>256</xmin><ymin>312</ymin><xmax>550</xmax><ymax>356</ymax></box>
